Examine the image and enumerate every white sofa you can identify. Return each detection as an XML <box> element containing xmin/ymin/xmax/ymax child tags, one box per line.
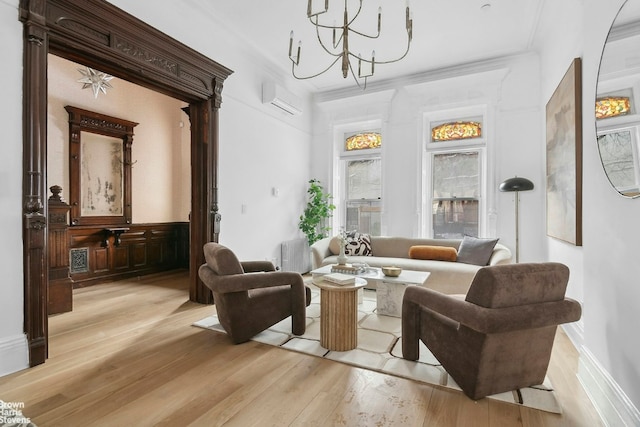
<box><xmin>310</xmin><ymin>236</ymin><xmax>512</xmax><ymax>295</ymax></box>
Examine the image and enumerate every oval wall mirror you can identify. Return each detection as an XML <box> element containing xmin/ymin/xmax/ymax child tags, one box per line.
<box><xmin>596</xmin><ymin>0</ymin><xmax>640</xmax><ymax>198</ymax></box>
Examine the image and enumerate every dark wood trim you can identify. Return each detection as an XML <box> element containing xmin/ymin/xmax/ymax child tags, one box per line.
<box><xmin>21</xmin><ymin>0</ymin><xmax>50</xmax><ymax>366</ymax></box>
<box><xmin>19</xmin><ymin>0</ymin><xmax>233</xmax><ymax>366</ymax></box>
<box><xmin>67</xmin><ymin>222</ymin><xmax>189</xmax><ymax>288</ymax></box>
<box><xmin>48</xmin><ymin>186</ymin><xmax>72</xmax><ymax>315</ymax></box>
<box><xmin>65</xmin><ymin>106</ymin><xmax>138</xmax><ymax>226</ymax></box>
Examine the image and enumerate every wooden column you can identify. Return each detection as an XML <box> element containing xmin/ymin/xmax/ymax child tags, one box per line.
<box><xmin>189</xmin><ymin>77</ymin><xmax>225</xmax><ymax>304</ymax></box>
<box><xmin>47</xmin><ymin>186</ymin><xmax>72</xmax><ymax>314</ymax></box>
<box><xmin>20</xmin><ymin>0</ymin><xmax>49</xmax><ymax>366</ymax></box>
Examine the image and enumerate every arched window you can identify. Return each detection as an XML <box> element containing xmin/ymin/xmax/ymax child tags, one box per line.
<box><xmin>596</xmin><ymin>96</ymin><xmax>631</xmax><ymax>119</ymax></box>
<box><xmin>345</xmin><ymin>132</ymin><xmax>382</xmax><ymax>151</ymax></box>
<box><xmin>431</xmin><ymin>121</ymin><xmax>482</xmax><ymax>142</ymax></box>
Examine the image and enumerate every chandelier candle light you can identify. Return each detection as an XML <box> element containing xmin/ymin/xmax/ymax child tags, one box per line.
<box><xmin>289</xmin><ymin>0</ymin><xmax>413</xmax><ymax>89</ymax></box>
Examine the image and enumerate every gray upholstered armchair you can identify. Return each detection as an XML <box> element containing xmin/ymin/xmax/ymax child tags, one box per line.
<box><xmin>402</xmin><ymin>262</ymin><xmax>582</xmax><ymax>400</ymax></box>
<box><xmin>198</xmin><ymin>242</ymin><xmax>311</xmax><ymax>344</ymax></box>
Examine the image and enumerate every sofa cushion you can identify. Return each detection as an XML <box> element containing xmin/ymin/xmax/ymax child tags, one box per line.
<box><xmin>457</xmin><ymin>235</ymin><xmax>499</xmax><ymax>266</ymax></box>
<box><xmin>344</xmin><ymin>231</ymin><xmax>372</xmax><ymax>256</ymax></box>
<box><xmin>370</xmin><ymin>237</ymin><xmax>460</xmax><ymax>258</ymax></box>
<box><xmin>329</xmin><ymin>236</ymin><xmax>341</xmax><ymax>255</ymax></box>
<box><xmin>409</xmin><ymin>245</ymin><xmax>457</xmax><ymax>262</ymax></box>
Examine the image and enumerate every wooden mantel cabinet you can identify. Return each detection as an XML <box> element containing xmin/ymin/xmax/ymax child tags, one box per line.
<box><xmin>67</xmin><ymin>222</ymin><xmax>189</xmax><ymax>288</ymax></box>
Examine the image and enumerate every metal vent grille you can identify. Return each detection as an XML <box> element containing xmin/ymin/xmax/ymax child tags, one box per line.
<box><xmin>280</xmin><ymin>238</ymin><xmax>310</xmax><ymax>274</ymax></box>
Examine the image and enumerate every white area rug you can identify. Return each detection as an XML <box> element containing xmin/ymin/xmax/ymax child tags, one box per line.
<box><xmin>193</xmin><ymin>288</ymin><xmax>562</xmax><ymax>414</ymax></box>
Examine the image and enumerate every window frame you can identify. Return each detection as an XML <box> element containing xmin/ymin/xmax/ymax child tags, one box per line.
<box><xmin>596</xmin><ymin>122</ymin><xmax>640</xmax><ymax>195</ymax></box>
<box><xmin>333</xmin><ymin>124</ymin><xmax>384</xmax><ymax>235</ymax></box>
<box><xmin>427</xmin><ymin>147</ymin><xmax>486</xmax><ymax>238</ymax></box>
<box><xmin>421</xmin><ymin>106</ymin><xmax>488</xmax><ymax>238</ymax></box>
<box><xmin>342</xmin><ymin>157</ymin><xmax>383</xmax><ymax>235</ymax></box>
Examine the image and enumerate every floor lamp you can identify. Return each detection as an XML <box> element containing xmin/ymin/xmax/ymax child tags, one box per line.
<box><xmin>499</xmin><ymin>177</ymin><xmax>534</xmax><ymax>263</ymax></box>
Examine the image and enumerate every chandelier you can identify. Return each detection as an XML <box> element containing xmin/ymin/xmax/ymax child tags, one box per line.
<box><xmin>289</xmin><ymin>0</ymin><xmax>413</xmax><ymax>89</ymax></box>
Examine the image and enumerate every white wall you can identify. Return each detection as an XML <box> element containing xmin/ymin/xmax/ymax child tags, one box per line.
<box><xmin>583</xmin><ymin>0</ymin><xmax>640</xmax><ymax>416</ymax></box>
<box><xmin>47</xmin><ymin>54</ymin><xmax>190</xmax><ymax>223</ymax></box>
<box><xmin>538</xmin><ymin>0</ymin><xmax>640</xmax><ymax>419</ymax></box>
<box><xmin>218</xmin><ymin>97</ymin><xmax>311</xmax><ymax>263</ymax></box>
<box><xmin>0</xmin><ymin>0</ymin><xmax>28</xmax><ymax>376</ymax></box>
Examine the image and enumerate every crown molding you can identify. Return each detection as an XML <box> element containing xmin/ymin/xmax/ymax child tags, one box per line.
<box><xmin>313</xmin><ymin>53</ymin><xmax>528</xmax><ymax>104</ymax></box>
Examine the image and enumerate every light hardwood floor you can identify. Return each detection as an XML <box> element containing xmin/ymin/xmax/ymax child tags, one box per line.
<box><xmin>0</xmin><ymin>270</ymin><xmax>603</xmax><ymax>426</ymax></box>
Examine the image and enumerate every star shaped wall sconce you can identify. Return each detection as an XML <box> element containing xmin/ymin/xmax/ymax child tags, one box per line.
<box><xmin>77</xmin><ymin>67</ymin><xmax>114</xmax><ymax>98</ymax></box>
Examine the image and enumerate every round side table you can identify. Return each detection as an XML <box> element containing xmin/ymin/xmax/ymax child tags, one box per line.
<box><xmin>313</xmin><ymin>277</ymin><xmax>367</xmax><ymax>351</ymax></box>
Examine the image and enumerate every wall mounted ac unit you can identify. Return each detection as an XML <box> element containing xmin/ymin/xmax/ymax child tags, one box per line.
<box><xmin>262</xmin><ymin>82</ymin><xmax>303</xmax><ymax>116</ymax></box>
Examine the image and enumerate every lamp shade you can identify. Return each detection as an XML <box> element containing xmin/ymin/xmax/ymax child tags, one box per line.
<box><xmin>499</xmin><ymin>177</ymin><xmax>534</xmax><ymax>192</ymax></box>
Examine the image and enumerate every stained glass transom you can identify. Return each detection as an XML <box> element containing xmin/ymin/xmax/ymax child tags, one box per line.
<box><xmin>345</xmin><ymin>132</ymin><xmax>382</xmax><ymax>151</ymax></box>
<box><xmin>431</xmin><ymin>121</ymin><xmax>482</xmax><ymax>142</ymax></box>
<box><xmin>595</xmin><ymin>97</ymin><xmax>631</xmax><ymax>119</ymax></box>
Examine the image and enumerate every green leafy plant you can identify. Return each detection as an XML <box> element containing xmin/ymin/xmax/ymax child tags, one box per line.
<box><xmin>299</xmin><ymin>179</ymin><xmax>336</xmax><ymax>246</ymax></box>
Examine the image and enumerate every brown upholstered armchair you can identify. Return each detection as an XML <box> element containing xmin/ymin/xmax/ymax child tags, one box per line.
<box><xmin>198</xmin><ymin>242</ymin><xmax>311</xmax><ymax>344</ymax></box>
<box><xmin>402</xmin><ymin>262</ymin><xmax>581</xmax><ymax>400</ymax></box>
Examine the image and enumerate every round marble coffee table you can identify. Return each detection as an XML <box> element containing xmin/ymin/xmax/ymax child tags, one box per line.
<box><xmin>313</xmin><ymin>277</ymin><xmax>367</xmax><ymax>351</ymax></box>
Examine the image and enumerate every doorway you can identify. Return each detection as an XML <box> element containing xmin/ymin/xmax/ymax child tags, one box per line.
<box><xmin>20</xmin><ymin>0</ymin><xmax>233</xmax><ymax>366</ymax></box>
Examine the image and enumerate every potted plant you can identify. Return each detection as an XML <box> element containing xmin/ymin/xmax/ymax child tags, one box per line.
<box><xmin>299</xmin><ymin>179</ymin><xmax>336</xmax><ymax>246</ymax></box>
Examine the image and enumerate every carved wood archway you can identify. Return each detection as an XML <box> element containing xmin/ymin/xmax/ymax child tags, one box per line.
<box><xmin>19</xmin><ymin>0</ymin><xmax>232</xmax><ymax>366</ymax></box>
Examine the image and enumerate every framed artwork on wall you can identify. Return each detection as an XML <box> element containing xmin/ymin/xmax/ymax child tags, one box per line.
<box><xmin>546</xmin><ymin>57</ymin><xmax>583</xmax><ymax>246</ymax></box>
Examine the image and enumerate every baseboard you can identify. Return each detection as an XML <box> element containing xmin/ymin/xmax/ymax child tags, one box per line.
<box><xmin>0</xmin><ymin>334</ymin><xmax>29</xmax><ymax>377</ymax></box>
<box><xmin>578</xmin><ymin>346</ymin><xmax>640</xmax><ymax>427</ymax></box>
<box><xmin>561</xmin><ymin>319</ymin><xmax>584</xmax><ymax>349</ymax></box>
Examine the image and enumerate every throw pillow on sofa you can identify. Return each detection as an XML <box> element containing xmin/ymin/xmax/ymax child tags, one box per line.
<box><xmin>456</xmin><ymin>235</ymin><xmax>499</xmax><ymax>266</ymax></box>
<box><xmin>344</xmin><ymin>231</ymin><xmax>372</xmax><ymax>256</ymax></box>
<box><xmin>409</xmin><ymin>245</ymin><xmax>457</xmax><ymax>262</ymax></box>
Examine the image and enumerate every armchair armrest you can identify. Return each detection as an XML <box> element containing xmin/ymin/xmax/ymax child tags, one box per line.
<box><xmin>199</xmin><ymin>265</ymin><xmax>304</xmax><ymax>294</ymax></box>
<box><xmin>403</xmin><ymin>286</ymin><xmax>582</xmax><ymax>334</ymax></box>
<box><xmin>310</xmin><ymin>237</ymin><xmax>332</xmax><ymax>269</ymax></box>
<box><xmin>488</xmin><ymin>244</ymin><xmax>512</xmax><ymax>266</ymax></box>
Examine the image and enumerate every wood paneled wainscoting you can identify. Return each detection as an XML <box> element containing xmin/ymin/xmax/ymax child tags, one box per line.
<box><xmin>66</xmin><ymin>222</ymin><xmax>189</xmax><ymax>288</ymax></box>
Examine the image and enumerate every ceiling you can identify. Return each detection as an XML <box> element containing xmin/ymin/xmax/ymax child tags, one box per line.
<box><xmin>192</xmin><ymin>0</ymin><xmax>546</xmax><ymax>93</ymax></box>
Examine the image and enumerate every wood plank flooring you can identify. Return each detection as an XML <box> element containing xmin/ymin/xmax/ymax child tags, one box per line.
<box><xmin>0</xmin><ymin>270</ymin><xmax>604</xmax><ymax>426</ymax></box>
